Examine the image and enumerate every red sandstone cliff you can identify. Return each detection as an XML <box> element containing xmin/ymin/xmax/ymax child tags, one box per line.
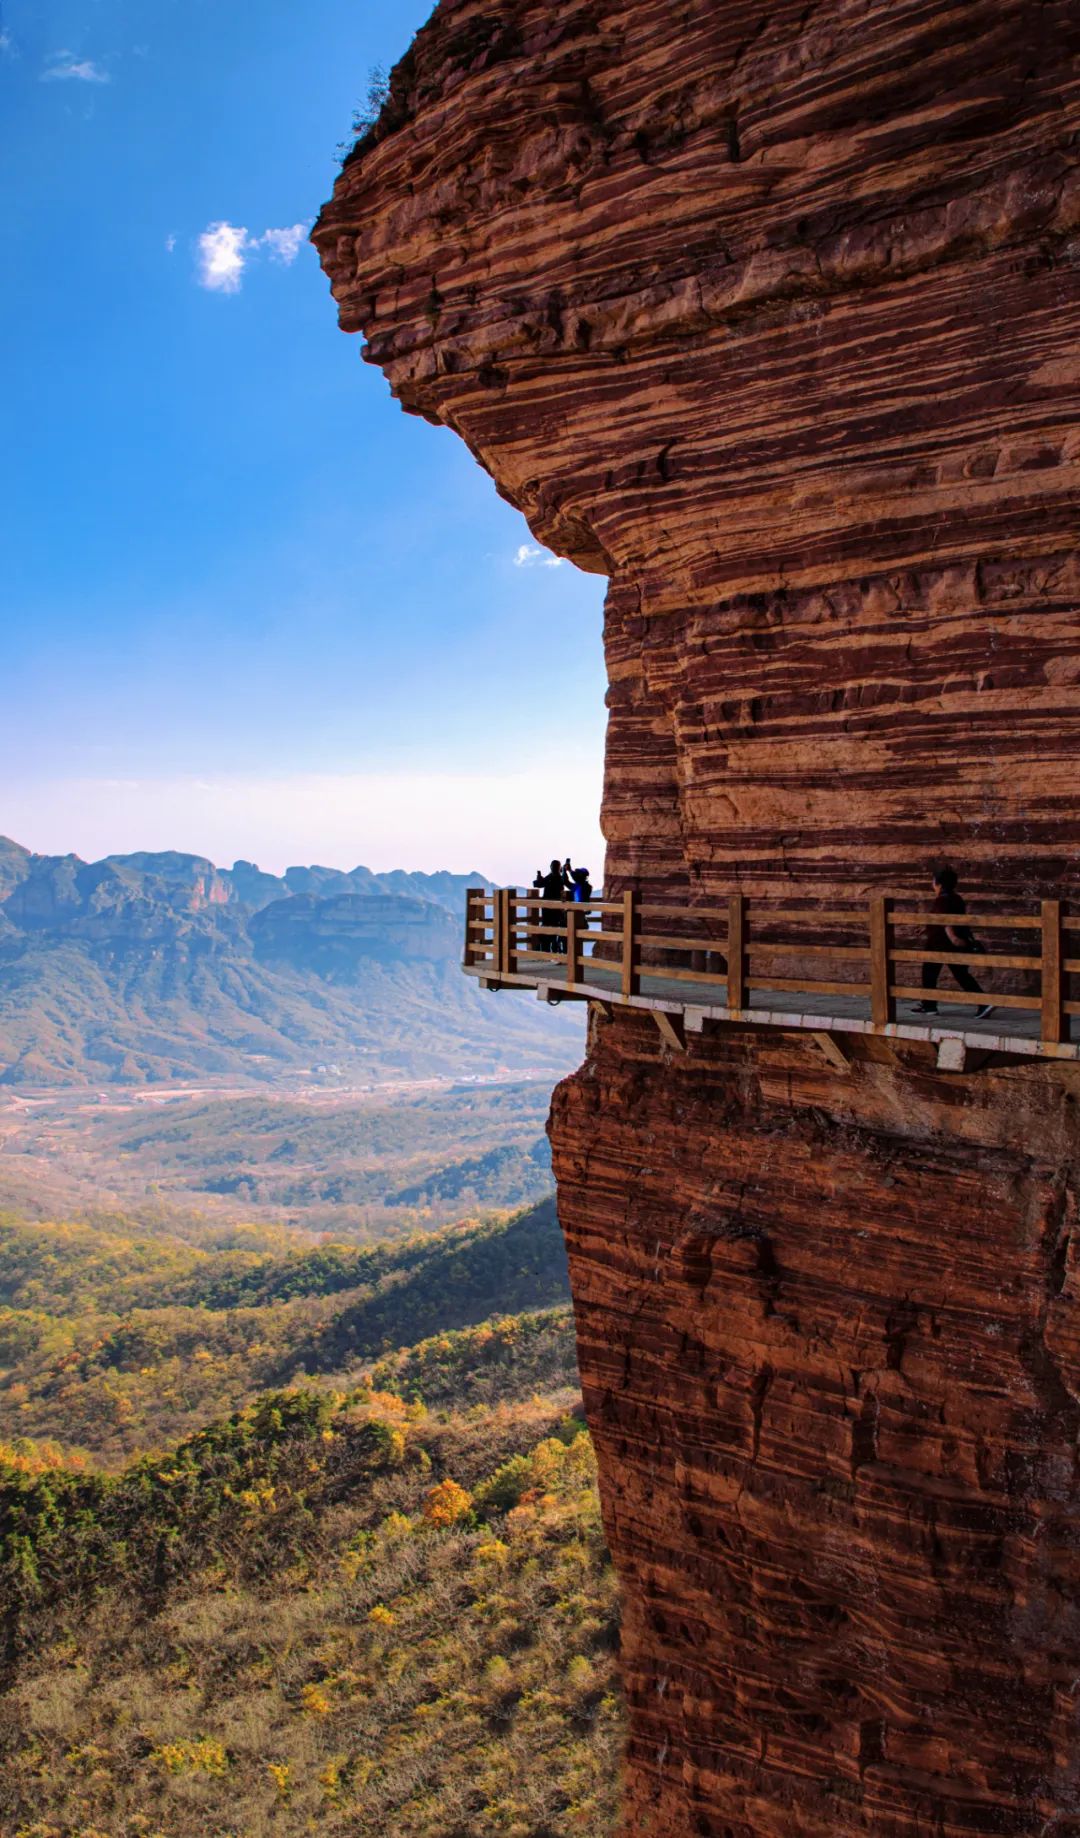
<box><xmin>315</xmin><ymin>4</ymin><xmax>1080</xmax><ymax>1831</ymax></box>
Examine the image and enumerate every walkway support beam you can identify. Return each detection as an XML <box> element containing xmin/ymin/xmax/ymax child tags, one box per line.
<box><xmin>653</xmin><ymin>1010</ymin><xmax>687</xmax><ymax>1052</ymax></box>
<box><xmin>812</xmin><ymin>1031</ymin><xmax>852</xmax><ymax>1074</ymax></box>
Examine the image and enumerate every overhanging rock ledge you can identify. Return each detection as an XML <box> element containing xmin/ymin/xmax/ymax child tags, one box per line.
<box><xmin>315</xmin><ymin>4</ymin><xmax>1080</xmax><ymax>1832</ymax></box>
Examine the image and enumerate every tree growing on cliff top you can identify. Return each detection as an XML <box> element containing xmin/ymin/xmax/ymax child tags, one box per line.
<box><xmin>337</xmin><ymin>65</ymin><xmax>390</xmax><ymax>160</ymax></box>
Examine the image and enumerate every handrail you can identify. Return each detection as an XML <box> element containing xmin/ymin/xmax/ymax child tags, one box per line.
<box><xmin>462</xmin><ymin>887</ymin><xmax>1073</xmax><ymax>1050</ymax></box>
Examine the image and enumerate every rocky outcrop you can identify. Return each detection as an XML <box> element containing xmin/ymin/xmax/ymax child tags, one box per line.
<box><xmin>315</xmin><ymin>4</ymin><xmax>1080</xmax><ymax>1832</ymax></box>
<box><xmin>0</xmin><ymin>838</ymin><xmax>32</xmax><ymax>903</ymax></box>
<box><xmin>250</xmin><ymin>891</ymin><xmax>459</xmax><ymax>971</ymax></box>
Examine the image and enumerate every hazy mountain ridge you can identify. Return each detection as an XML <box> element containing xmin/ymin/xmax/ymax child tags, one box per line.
<box><xmin>0</xmin><ymin>839</ymin><xmax>577</xmax><ymax>1088</ymax></box>
<box><xmin>0</xmin><ymin>836</ymin><xmax>485</xmax><ymax>928</ymax></box>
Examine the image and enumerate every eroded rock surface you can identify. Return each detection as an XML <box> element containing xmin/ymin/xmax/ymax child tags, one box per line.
<box><xmin>315</xmin><ymin>4</ymin><xmax>1080</xmax><ymax>1830</ymax></box>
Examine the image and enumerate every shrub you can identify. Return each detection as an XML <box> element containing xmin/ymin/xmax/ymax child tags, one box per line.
<box><xmin>474</xmin><ymin>1454</ymin><xmax>531</xmax><ymax>1515</ymax></box>
<box><xmin>150</xmin><ymin>1737</ymin><xmax>229</xmax><ymax>1776</ymax></box>
<box><xmin>421</xmin><ymin>1478</ymin><xmax>472</xmax><ymax>1527</ymax></box>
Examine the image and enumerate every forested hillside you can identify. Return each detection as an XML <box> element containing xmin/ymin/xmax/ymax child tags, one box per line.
<box><xmin>0</xmin><ymin>1387</ymin><xmax>620</xmax><ymax>1836</ymax></box>
<box><xmin>0</xmin><ymin>1197</ymin><xmax>574</xmax><ymax>1463</ymax></box>
<box><xmin>0</xmin><ymin>1188</ymin><xmax>619</xmax><ymax>1838</ymax></box>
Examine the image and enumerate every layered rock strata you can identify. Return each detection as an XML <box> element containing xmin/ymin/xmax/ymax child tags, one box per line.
<box><xmin>315</xmin><ymin>4</ymin><xmax>1080</xmax><ymax>1831</ymax></box>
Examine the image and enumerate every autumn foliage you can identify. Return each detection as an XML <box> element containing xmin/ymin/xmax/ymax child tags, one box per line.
<box><xmin>0</xmin><ymin>1196</ymin><xmax>622</xmax><ymax>1837</ymax></box>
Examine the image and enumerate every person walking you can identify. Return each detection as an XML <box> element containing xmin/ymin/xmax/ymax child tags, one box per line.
<box><xmin>914</xmin><ymin>865</ymin><xmax>994</xmax><ymax>1019</ymax></box>
<box><xmin>533</xmin><ymin>858</ymin><xmax>572</xmax><ymax>952</ymax></box>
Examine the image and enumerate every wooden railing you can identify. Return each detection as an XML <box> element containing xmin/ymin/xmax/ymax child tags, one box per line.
<box><xmin>463</xmin><ymin>888</ymin><xmax>1078</xmax><ymax>1049</ymax></box>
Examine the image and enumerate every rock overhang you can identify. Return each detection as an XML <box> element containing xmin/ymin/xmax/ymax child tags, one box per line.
<box><xmin>312</xmin><ymin>5</ymin><xmax>1080</xmax><ymax>1832</ymax></box>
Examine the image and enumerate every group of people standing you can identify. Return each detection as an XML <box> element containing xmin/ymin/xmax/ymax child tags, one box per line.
<box><xmin>532</xmin><ymin>857</ymin><xmax>593</xmax><ymax>951</ymax></box>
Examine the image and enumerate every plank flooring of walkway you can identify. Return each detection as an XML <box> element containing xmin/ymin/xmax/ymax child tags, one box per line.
<box><xmin>464</xmin><ymin>960</ymin><xmax>1078</xmax><ymax>1062</ymax></box>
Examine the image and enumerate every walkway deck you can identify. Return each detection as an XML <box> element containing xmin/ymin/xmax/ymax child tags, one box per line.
<box><xmin>463</xmin><ymin>888</ymin><xmax>1080</xmax><ymax>1067</ymax></box>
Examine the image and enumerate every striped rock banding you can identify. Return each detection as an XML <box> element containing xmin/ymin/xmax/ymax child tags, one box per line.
<box><xmin>315</xmin><ymin>3</ymin><xmax>1080</xmax><ymax>1832</ymax></box>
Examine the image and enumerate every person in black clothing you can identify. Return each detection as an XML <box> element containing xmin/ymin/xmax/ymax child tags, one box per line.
<box><xmin>533</xmin><ymin>858</ymin><xmax>572</xmax><ymax>951</ymax></box>
<box><xmin>914</xmin><ymin>865</ymin><xmax>994</xmax><ymax>1019</ymax></box>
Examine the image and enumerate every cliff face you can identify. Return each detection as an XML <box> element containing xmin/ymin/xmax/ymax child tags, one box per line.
<box><xmin>314</xmin><ymin>5</ymin><xmax>1080</xmax><ymax>1831</ymax></box>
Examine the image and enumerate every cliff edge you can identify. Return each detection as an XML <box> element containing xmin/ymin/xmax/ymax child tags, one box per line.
<box><xmin>315</xmin><ymin>4</ymin><xmax>1080</xmax><ymax>1831</ymax></box>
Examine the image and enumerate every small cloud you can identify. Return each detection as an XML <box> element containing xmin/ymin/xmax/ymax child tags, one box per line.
<box><xmin>0</xmin><ymin>28</ymin><xmax>17</xmax><ymax>57</ymax></box>
<box><xmin>258</xmin><ymin>223</ymin><xmax>307</xmax><ymax>265</ymax></box>
<box><xmin>165</xmin><ymin>233</ymin><xmax>177</xmax><ymax>254</ymax></box>
<box><xmin>197</xmin><ymin>220</ymin><xmax>249</xmax><ymax>293</ymax></box>
<box><xmin>195</xmin><ymin>220</ymin><xmax>310</xmax><ymax>293</ymax></box>
<box><xmin>514</xmin><ymin>543</ymin><xmax>565</xmax><ymax>569</ymax></box>
<box><xmin>42</xmin><ymin>50</ymin><xmax>110</xmax><ymax>83</ymax></box>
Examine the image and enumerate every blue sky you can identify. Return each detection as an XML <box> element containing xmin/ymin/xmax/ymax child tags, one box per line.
<box><xmin>0</xmin><ymin>0</ymin><xmax>607</xmax><ymax>883</ymax></box>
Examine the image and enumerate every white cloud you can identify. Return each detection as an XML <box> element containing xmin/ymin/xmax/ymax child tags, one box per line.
<box><xmin>258</xmin><ymin>224</ymin><xmax>307</xmax><ymax>265</ymax></box>
<box><xmin>196</xmin><ymin>220</ymin><xmax>309</xmax><ymax>293</ymax></box>
<box><xmin>0</xmin><ymin>29</ymin><xmax>16</xmax><ymax>57</ymax></box>
<box><xmin>42</xmin><ymin>51</ymin><xmax>110</xmax><ymax>83</ymax></box>
<box><xmin>197</xmin><ymin>221</ymin><xmax>248</xmax><ymax>293</ymax></box>
<box><xmin>165</xmin><ymin>233</ymin><xmax>176</xmax><ymax>254</ymax></box>
<box><xmin>514</xmin><ymin>543</ymin><xmax>565</xmax><ymax>569</ymax></box>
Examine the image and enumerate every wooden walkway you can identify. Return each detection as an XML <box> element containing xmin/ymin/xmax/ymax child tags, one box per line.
<box><xmin>463</xmin><ymin>888</ymin><xmax>1080</xmax><ymax>1067</ymax></box>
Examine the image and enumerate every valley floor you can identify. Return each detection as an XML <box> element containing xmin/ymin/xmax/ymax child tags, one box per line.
<box><xmin>0</xmin><ymin>1074</ymin><xmax>561</xmax><ymax>1242</ymax></box>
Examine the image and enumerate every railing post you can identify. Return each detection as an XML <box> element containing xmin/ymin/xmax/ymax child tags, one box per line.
<box><xmin>1042</xmin><ymin>899</ymin><xmax>1063</xmax><ymax>1046</ymax></box>
<box><xmin>464</xmin><ymin>887</ymin><xmax>482</xmax><ymax>967</ymax></box>
<box><xmin>869</xmin><ymin>894</ymin><xmax>894</xmax><ymax>1027</ymax></box>
<box><xmin>505</xmin><ymin>888</ymin><xmax>518</xmax><ymax>976</ymax></box>
<box><xmin>566</xmin><ymin>904</ymin><xmax>580</xmax><ymax>988</ymax></box>
<box><xmin>491</xmin><ymin>887</ymin><xmax>504</xmax><ymax>980</ymax></box>
<box><xmin>727</xmin><ymin>893</ymin><xmax>745</xmax><ymax>1012</ymax></box>
<box><xmin>498</xmin><ymin>888</ymin><xmax>515</xmax><ymax>977</ymax></box>
<box><xmin>621</xmin><ymin>890</ymin><xmax>640</xmax><ymax>998</ymax></box>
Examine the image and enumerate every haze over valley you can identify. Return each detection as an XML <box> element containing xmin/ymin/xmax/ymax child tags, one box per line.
<box><xmin>0</xmin><ymin>836</ymin><xmax>582</xmax><ymax>1089</ymax></box>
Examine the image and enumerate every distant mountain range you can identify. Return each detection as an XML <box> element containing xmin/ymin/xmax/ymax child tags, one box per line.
<box><xmin>0</xmin><ymin>838</ymin><xmax>580</xmax><ymax>1087</ymax></box>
